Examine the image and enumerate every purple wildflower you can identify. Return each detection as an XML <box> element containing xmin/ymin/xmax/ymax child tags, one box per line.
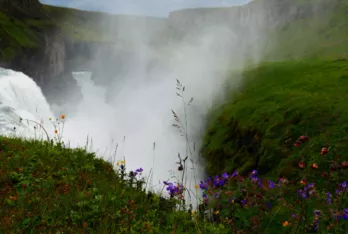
<box><xmin>231</xmin><ymin>170</ymin><xmax>238</xmax><ymax>177</ymax></box>
<box><xmin>340</xmin><ymin>181</ymin><xmax>347</xmax><ymax>192</ymax></box>
<box><xmin>222</xmin><ymin>172</ymin><xmax>229</xmax><ymax>180</ymax></box>
<box><xmin>268</xmin><ymin>180</ymin><xmax>275</xmax><ymax>189</ymax></box>
<box><xmin>199</xmin><ymin>181</ymin><xmax>208</xmax><ymax>190</ymax></box>
<box><xmin>314</xmin><ymin>210</ymin><xmax>321</xmax><ymax>216</ymax></box>
<box><xmin>298</xmin><ymin>189</ymin><xmax>307</xmax><ymax>199</ymax></box>
<box><xmin>337</xmin><ymin>208</ymin><xmax>348</xmax><ymax>221</ymax></box>
<box><xmin>266</xmin><ymin>202</ymin><xmax>271</xmax><ymax>209</ymax></box>
<box><xmin>326</xmin><ymin>192</ymin><xmax>332</xmax><ymax>205</ymax></box>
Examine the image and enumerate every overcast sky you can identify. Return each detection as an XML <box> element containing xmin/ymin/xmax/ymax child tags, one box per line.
<box><xmin>40</xmin><ymin>0</ymin><xmax>251</xmax><ymax>17</ymax></box>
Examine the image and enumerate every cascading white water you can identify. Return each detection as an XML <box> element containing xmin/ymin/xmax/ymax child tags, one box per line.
<box><xmin>0</xmin><ymin>67</ymin><xmax>203</xmax><ymax>205</ymax></box>
<box><xmin>0</xmin><ymin>67</ymin><xmax>55</xmax><ymax>139</ymax></box>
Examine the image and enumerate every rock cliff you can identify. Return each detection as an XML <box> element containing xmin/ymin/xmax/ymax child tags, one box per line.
<box><xmin>0</xmin><ymin>0</ymin><xmax>345</xmax><ymax>107</ymax></box>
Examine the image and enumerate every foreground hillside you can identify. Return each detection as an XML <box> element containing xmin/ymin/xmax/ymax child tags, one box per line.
<box><xmin>1</xmin><ymin>59</ymin><xmax>348</xmax><ymax>233</ymax></box>
<box><xmin>0</xmin><ymin>136</ymin><xmax>208</xmax><ymax>233</ymax></box>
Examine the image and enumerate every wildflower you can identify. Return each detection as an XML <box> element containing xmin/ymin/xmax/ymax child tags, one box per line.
<box><xmin>199</xmin><ymin>181</ymin><xmax>208</xmax><ymax>190</ymax></box>
<box><xmin>336</xmin><ymin>208</ymin><xmax>348</xmax><ymax>220</ymax></box>
<box><xmin>299</xmin><ymin>135</ymin><xmax>310</xmax><ymax>142</ymax></box>
<box><xmin>311</xmin><ymin>163</ymin><xmax>318</xmax><ymax>169</ymax></box>
<box><xmin>194</xmin><ymin>184</ymin><xmax>199</xmax><ymax>189</ymax></box>
<box><xmin>116</xmin><ymin>161</ymin><xmax>120</xmax><ymax>166</ymax></box>
<box><xmin>326</xmin><ymin>192</ymin><xmax>332</xmax><ymax>205</ymax></box>
<box><xmin>298</xmin><ymin>189</ymin><xmax>307</xmax><ymax>199</ymax></box>
<box><xmin>314</xmin><ymin>210</ymin><xmax>322</xmax><ymax>217</ymax></box>
<box><xmin>300</xmin><ymin>179</ymin><xmax>307</xmax><ymax>185</ymax></box>
<box><xmin>294</xmin><ymin>141</ymin><xmax>301</xmax><ymax>147</ymax></box>
<box><xmin>60</xmin><ymin>114</ymin><xmax>65</xmax><ymax>119</ymax></box>
<box><xmin>121</xmin><ymin>160</ymin><xmax>125</xmax><ymax>164</ymax></box>
<box><xmin>266</xmin><ymin>202</ymin><xmax>272</xmax><ymax>209</ymax></box>
<box><xmin>135</xmin><ymin>168</ymin><xmax>143</xmax><ymax>173</ymax></box>
<box><xmin>215</xmin><ymin>210</ymin><xmax>220</xmax><ymax>215</ymax></box>
<box><xmin>54</xmin><ymin>130</ymin><xmax>58</xmax><ymax>134</ymax></box>
<box><xmin>342</xmin><ymin>161</ymin><xmax>348</xmax><ymax>169</ymax></box>
<box><xmin>282</xmin><ymin>221</ymin><xmax>289</xmax><ymax>227</ymax></box>
<box><xmin>221</xmin><ymin>172</ymin><xmax>229</xmax><ymax>180</ymax></box>
<box><xmin>321</xmin><ymin>147</ymin><xmax>328</xmax><ymax>155</ymax></box>
<box><xmin>339</xmin><ymin>181</ymin><xmax>347</xmax><ymax>192</ymax></box>
<box><xmin>268</xmin><ymin>180</ymin><xmax>276</xmax><ymax>189</ymax></box>
<box><xmin>279</xmin><ymin>177</ymin><xmax>289</xmax><ymax>184</ymax></box>
<box><xmin>298</xmin><ymin>162</ymin><xmax>305</xmax><ymax>168</ymax></box>
<box><xmin>231</xmin><ymin>170</ymin><xmax>238</xmax><ymax>177</ymax></box>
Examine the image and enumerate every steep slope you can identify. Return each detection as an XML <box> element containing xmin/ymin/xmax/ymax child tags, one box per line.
<box><xmin>169</xmin><ymin>0</ymin><xmax>348</xmax><ymax>60</ymax></box>
<box><xmin>201</xmin><ymin>58</ymin><xmax>348</xmax><ymax>177</ymax></box>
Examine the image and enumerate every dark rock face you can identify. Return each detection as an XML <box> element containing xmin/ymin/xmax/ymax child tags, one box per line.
<box><xmin>0</xmin><ymin>0</ymin><xmax>45</xmax><ymax>19</ymax></box>
<box><xmin>0</xmin><ymin>28</ymin><xmax>83</xmax><ymax>107</ymax></box>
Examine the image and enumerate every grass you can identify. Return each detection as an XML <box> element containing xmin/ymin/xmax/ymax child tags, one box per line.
<box><xmin>0</xmin><ymin>136</ymin><xmax>197</xmax><ymax>233</ymax></box>
<box><xmin>263</xmin><ymin>0</ymin><xmax>348</xmax><ymax>60</ymax></box>
<box><xmin>202</xmin><ymin>58</ymin><xmax>348</xmax><ymax>178</ymax></box>
<box><xmin>0</xmin><ymin>3</ymin><xmax>113</xmax><ymax>61</ymax></box>
<box><xmin>1</xmin><ymin>113</ymin><xmax>348</xmax><ymax>233</ymax></box>
<box><xmin>1</xmin><ymin>0</ymin><xmax>348</xmax><ymax>232</ymax></box>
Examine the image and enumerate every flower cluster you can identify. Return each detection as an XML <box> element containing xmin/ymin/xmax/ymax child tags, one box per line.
<box><xmin>199</xmin><ymin>170</ymin><xmax>238</xmax><ymax>191</ymax></box>
<box><xmin>190</xmin><ymin>134</ymin><xmax>348</xmax><ymax>232</ymax></box>
<box><xmin>133</xmin><ymin>168</ymin><xmax>143</xmax><ymax>177</ymax></box>
<box><xmin>298</xmin><ymin>183</ymin><xmax>316</xmax><ymax>199</ymax></box>
<box><xmin>163</xmin><ymin>181</ymin><xmax>184</xmax><ymax>198</ymax></box>
<box><xmin>294</xmin><ymin>135</ymin><xmax>310</xmax><ymax>147</ymax></box>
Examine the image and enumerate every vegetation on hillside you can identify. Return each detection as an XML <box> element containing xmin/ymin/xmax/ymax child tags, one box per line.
<box><xmin>202</xmin><ymin>58</ymin><xmax>348</xmax><ymax>177</ymax></box>
<box><xmin>1</xmin><ymin>116</ymin><xmax>348</xmax><ymax>233</ymax></box>
<box><xmin>263</xmin><ymin>0</ymin><xmax>348</xmax><ymax>59</ymax></box>
<box><xmin>0</xmin><ymin>2</ymin><xmax>111</xmax><ymax>61</ymax></box>
<box><xmin>0</xmin><ymin>135</ymin><xmax>202</xmax><ymax>233</ymax></box>
<box><xmin>1</xmin><ymin>0</ymin><xmax>348</xmax><ymax>233</ymax></box>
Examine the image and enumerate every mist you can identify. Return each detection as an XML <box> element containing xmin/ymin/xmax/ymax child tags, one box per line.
<box><xmin>49</xmin><ymin>2</ymin><xmax>268</xmax><ymax>203</ymax></box>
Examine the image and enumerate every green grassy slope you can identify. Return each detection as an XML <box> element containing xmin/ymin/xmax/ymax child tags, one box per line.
<box><xmin>0</xmin><ymin>11</ymin><xmax>52</xmax><ymax>60</ymax></box>
<box><xmin>42</xmin><ymin>5</ymin><xmax>111</xmax><ymax>42</ymax></box>
<box><xmin>263</xmin><ymin>0</ymin><xmax>348</xmax><ymax>60</ymax></box>
<box><xmin>0</xmin><ymin>137</ymin><xmax>218</xmax><ymax>233</ymax></box>
<box><xmin>201</xmin><ymin>0</ymin><xmax>348</xmax><ymax>177</ymax></box>
<box><xmin>202</xmin><ymin>58</ymin><xmax>348</xmax><ymax>177</ymax></box>
<box><xmin>0</xmin><ymin>4</ymin><xmax>112</xmax><ymax>62</ymax></box>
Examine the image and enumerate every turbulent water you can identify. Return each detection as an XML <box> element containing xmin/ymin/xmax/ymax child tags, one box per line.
<box><xmin>0</xmin><ymin>67</ymin><xmax>204</xmax><ymax>204</ymax></box>
<box><xmin>63</xmin><ymin>72</ymin><xmax>205</xmax><ymax>200</ymax></box>
<box><xmin>0</xmin><ymin>68</ymin><xmax>55</xmax><ymax>139</ymax></box>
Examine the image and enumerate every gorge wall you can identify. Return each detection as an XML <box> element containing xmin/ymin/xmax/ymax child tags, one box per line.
<box><xmin>0</xmin><ymin>0</ymin><xmax>343</xmax><ymax>107</ymax></box>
